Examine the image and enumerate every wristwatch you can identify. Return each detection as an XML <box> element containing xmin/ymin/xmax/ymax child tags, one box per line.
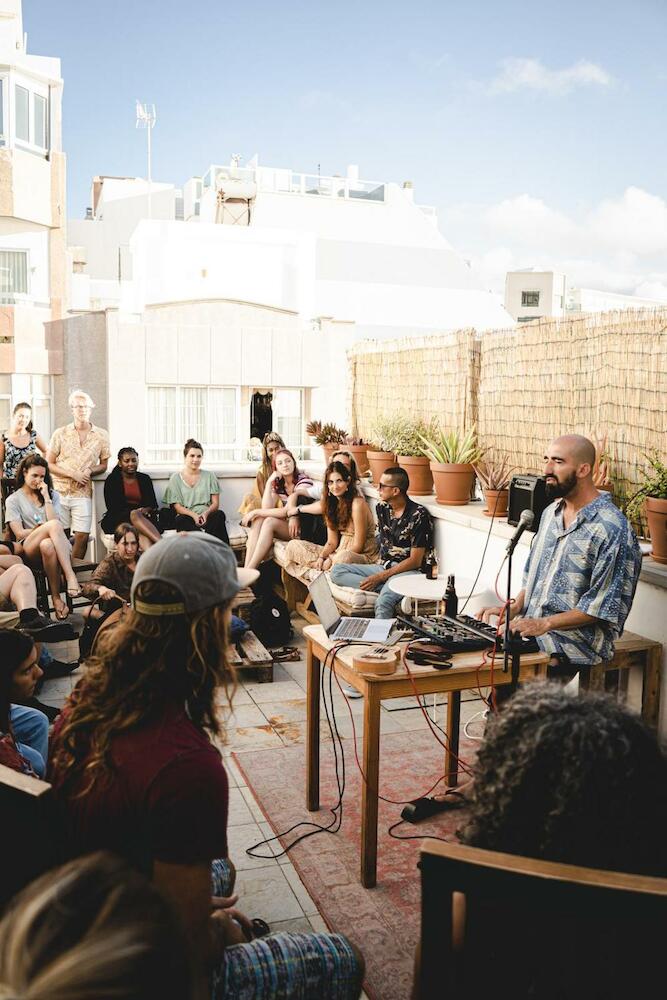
<box><xmin>287</xmin><ymin>509</ymin><xmax>300</xmax><ymax>517</ymax></box>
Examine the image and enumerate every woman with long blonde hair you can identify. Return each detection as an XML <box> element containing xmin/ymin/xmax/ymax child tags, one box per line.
<box><xmin>49</xmin><ymin>534</ymin><xmax>363</xmax><ymax>1000</ymax></box>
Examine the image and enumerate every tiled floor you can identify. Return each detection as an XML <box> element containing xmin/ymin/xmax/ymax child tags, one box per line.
<box><xmin>40</xmin><ymin>620</ymin><xmax>487</xmax><ymax>1000</ymax></box>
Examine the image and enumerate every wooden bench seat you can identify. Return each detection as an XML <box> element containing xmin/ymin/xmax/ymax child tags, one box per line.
<box><xmin>228</xmin><ymin>630</ymin><xmax>273</xmax><ymax>683</ymax></box>
<box><xmin>578</xmin><ymin>631</ymin><xmax>662</xmax><ymax>727</ymax></box>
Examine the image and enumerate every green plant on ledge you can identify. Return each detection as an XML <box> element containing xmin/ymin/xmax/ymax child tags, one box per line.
<box><xmin>473</xmin><ymin>451</ymin><xmax>515</xmax><ymax>490</ymax></box>
<box><xmin>625</xmin><ymin>453</ymin><xmax>667</xmax><ymax>524</ymax></box>
<box><xmin>370</xmin><ymin>414</ymin><xmax>434</xmax><ymax>456</ymax></box>
<box><xmin>418</xmin><ymin>425</ymin><xmax>485</xmax><ymax>465</ymax></box>
<box><xmin>305</xmin><ymin>420</ymin><xmax>348</xmax><ymax>446</ymax></box>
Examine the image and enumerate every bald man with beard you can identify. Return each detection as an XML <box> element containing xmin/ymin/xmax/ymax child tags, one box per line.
<box><xmin>479</xmin><ymin>434</ymin><xmax>642</xmax><ymax>680</ymax></box>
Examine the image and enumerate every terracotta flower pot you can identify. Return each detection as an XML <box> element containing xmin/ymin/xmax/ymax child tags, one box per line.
<box><xmin>646</xmin><ymin>497</ymin><xmax>667</xmax><ymax>565</ymax></box>
<box><xmin>397</xmin><ymin>455</ymin><xmax>433</xmax><ymax>495</ymax></box>
<box><xmin>483</xmin><ymin>488</ymin><xmax>509</xmax><ymax>518</ymax></box>
<box><xmin>346</xmin><ymin>444</ymin><xmax>370</xmax><ymax>476</ymax></box>
<box><xmin>367</xmin><ymin>450</ymin><xmax>397</xmax><ymax>485</ymax></box>
<box><xmin>430</xmin><ymin>462</ymin><xmax>474</xmax><ymax>505</ymax></box>
<box><xmin>322</xmin><ymin>443</ymin><xmax>339</xmax><ymax>465</ymax></box>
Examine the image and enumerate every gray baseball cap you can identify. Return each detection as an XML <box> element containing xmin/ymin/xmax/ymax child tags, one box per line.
<box><xmin>131</xmin><ymin>533</ymin><xmax>259</xmax><ymax>616</ymax></box>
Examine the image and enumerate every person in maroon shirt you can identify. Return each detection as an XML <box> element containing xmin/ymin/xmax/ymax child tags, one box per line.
<box><xmin>101</xmin><ymin>446</ymin><xmax>162</xmax><ymax>548</ymax></box>
<box><xmin>50</xmin><ymin>533</ymin><xmax>364</xmax><ymax>1000</ymax></box>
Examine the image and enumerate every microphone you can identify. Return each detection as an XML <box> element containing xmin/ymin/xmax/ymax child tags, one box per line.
<box><xmin>506</xmin><ymin>508</ymin><xmax>534</xmax><ymax>555</ymax></box>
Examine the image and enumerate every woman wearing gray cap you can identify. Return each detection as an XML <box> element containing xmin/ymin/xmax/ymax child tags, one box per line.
<box><xmin>49</xmin><ymin>533</ymin><xmax>364</xmax><ymax>1000</ymax></box>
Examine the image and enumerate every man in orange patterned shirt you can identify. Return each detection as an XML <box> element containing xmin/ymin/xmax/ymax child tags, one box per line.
<box><xmin>46</xmin><ymin>390</ymin><xmax>110</xmax><ymax>558</ymax></box>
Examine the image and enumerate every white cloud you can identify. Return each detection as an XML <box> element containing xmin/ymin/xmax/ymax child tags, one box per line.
<box><xmin>484</xmin><ymin>57</ymin><xmax>613</xmax><ymax>96</ymax></box>
<box><xmin>442</xmin><ymin>187</ymin><xmax>667</xmax><ymax>301</ymax></box>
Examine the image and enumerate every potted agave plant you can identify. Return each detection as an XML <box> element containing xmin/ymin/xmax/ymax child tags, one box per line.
<box><xmin>367</xmin><ymin>416</ymin><xmax>400</xmax><ymax>484</ymax></box>
<box><xmin>419</xmin><ymin>425</ymin><xmax>484</xmax><ymax>505</ymax></box>
<box><xmin>393</xmin><ymin>415</ymin><xmax>436</xmax><ymax>496</ymax></box>
<box><xmin>626</xmin><ymin>453</ymin><xmax>667</xmax><ymax>564</ymax></box>
<box><xmin>473</xmin><ymin>451</ymin><xmax>515</xmax><ymax>517</ymax></box>
<box><xmin>306</xmin><ymin>420</ymin><xmax>348</xmax><ymax>465</ymax></box>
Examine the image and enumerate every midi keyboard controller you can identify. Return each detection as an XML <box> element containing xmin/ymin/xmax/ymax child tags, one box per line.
<box><xmin>397</xmin><ymin>612</ymin><xmax>539</xmax><ymax>654</ymax></box>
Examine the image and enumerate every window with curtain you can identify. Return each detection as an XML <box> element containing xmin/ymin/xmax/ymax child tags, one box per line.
<box><xmin>272</xmin><ymin>388</ymin><xmax>303</xmax><ymax>454</ymax></box>
<box><xmin>147</xmin><ymin>386</ymin><xmax>237</xmax><ymax>464</ymax></box>
<box><xmin>33</xmin><ymin>93</ymin><xmax>47</xmax><ymax>149</ymax></box>
<box><xmin>0</xmin><ymin>250</ymin><xmax>29</xmax><ymax>302</ymax></box>
<box><xmin>15</xmin><ymin>85</ymin><xmax>29</xmax><ymax>143</ymax></box>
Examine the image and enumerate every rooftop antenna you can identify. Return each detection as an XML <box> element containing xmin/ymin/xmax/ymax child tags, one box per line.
<box><xmin>135</xmin><ymin>101</ymin><xmax>157</xmax><ymax>219</ymax></box>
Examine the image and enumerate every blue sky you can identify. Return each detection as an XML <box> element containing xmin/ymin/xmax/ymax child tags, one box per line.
<box><xmin>27</xmin><ymin>0</ymin><xmax>667</xmax><ymax>296</ymax></box>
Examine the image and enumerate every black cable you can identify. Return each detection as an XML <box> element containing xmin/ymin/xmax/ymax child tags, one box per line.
<box><xmin>387</xmin><ymin>819</ymin><xmax>456</xmax><ymax>844</ymax></box>
<box><xmin>458</xmin><ymin>486</ymin><xmax>500</xmax><ymax>616</ymax></box>
<box><xmin>245</xmin><ymin>641</ymin><xmax>353</xmax><ymax>860</ymax></box>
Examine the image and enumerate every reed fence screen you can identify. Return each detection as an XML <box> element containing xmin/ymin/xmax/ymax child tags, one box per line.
<box><xmin>347</xmin><ymin>308</ymin><xmax>667</xmax><ymax>514</ymax></box>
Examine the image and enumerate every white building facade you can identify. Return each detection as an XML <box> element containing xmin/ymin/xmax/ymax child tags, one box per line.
<box><xmin>0</xmin><ymin>0</ymin><xmax>64</xmax><ymax>438</ymax></box>
<box><xmin>58</xmin><ymin>159</ymin><xmax>513</xmax><ymax>463</ymax></box>
<box><xmin>505</xmin><ymin>268</ymin><xmax>665</xmax><ymax>323</ymax></box>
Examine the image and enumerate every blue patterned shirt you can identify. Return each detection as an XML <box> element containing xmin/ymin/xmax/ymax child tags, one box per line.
<box><xmin>521</xmin><ymin>492</ymin><xmax>642</xmax><ymax>664</ymax></box>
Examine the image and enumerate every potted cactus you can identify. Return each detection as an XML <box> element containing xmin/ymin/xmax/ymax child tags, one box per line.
<box><xmin>306</xmin><ymin>420</ymin><xmax>348</xmax><ymax>464</ymax></box>
<box><xmin>626</xmin><ymin>453</ymin><xmax>667</xmax><ymax>564</ymax></box>
<box><xmin>473</xmin><ymin>451</ymin><xmax>515</xmax><ymax>517</ymax></box>
<box><xmin>419</xmin><ymin>425</ymin><xmax>484</xmax><ymax>505</ymax></box>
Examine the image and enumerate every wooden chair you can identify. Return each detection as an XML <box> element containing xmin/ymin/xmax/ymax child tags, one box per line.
<box><xmin>418</xmin><ymin>839</ymin><xmax>667</xmax><ymax>1000</ymax></box>
<box><xmin>0</xmin><ymin>764</ymin><xmax>67</xmax><ymax>910</ymax></box>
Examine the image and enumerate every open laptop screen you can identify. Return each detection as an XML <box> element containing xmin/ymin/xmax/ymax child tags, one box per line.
<box><xmin>308</xmin><ymin>573</ymin><xmax>341</xmax><ymax>633</ymax></box>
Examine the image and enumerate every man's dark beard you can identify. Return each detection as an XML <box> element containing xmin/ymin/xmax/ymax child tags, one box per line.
<box><xmin>545</xmin><ymin>471</ymin><xmax>577</xmax><ymax>500</ymax></box>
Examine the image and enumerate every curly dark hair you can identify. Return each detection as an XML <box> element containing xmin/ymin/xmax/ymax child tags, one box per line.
<box><xmin>461</xmin><ymin>683</ymin><xmax>667</xmax><ymax>876</ymax></box>
<box><xmin>15</xmin><ymin>453</ymin><xmax>54</xmax><ymax>502</ymax></box>
<box><xmin>323</xmin><ymin>460</ymin><xmax>357</xmax><ymax>531</ymax></box>
<box><xmin>50</xmin><ymin>580</ymin><xmax>236</xmax><ymax>794</ymax></box>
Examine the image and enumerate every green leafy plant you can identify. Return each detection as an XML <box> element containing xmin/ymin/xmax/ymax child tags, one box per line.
<box><xmin>370</xmin><ymin>415</ymin><xmax>404</xmax><ymax>453</ymax></box>
<box><xmin>626</xmin><ymin>453</ymin><xmax>667</xmax><ymax>523</ymax></box>
<box><xmin>473</xmin><ymin>451</ymin><xmax>515</xmax><ymax>490</ymax></box>
<box><xmin>305</xmin><ymin>420</ymin><xmax>348</xmax><ymax>446</ymax></box>
<box><xmin>387</xmin><ymin>415</ymin><xmax>437</xmax><ymax>457</ymax></box>
<box><xmin>418</xmin><ymin>425</ymin><xmax>485</xmax><ymax>465</ymax></box>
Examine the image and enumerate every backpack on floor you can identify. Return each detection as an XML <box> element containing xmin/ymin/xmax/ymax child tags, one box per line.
<box><xmin>248</xmin><ymin>593</ymin><xmax>293</xmax><ymax>648</ymax></box>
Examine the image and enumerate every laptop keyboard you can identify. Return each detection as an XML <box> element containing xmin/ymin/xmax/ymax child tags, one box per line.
<box><xmin>336</xmin><ymin>618</ymin><xmax>371</xmax><ymax>639</ymax></box>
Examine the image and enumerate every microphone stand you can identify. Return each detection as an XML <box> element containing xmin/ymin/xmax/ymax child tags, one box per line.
<box><xmin>502</xmin><ymin>550</ymin><xmax>520</xmax><ymax>692</ymax></box>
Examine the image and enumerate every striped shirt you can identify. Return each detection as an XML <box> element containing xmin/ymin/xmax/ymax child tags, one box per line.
<box><xmin>522</xmin><ymin>492</ymin><xmax>642</xmax><ymax>664</ymax></box>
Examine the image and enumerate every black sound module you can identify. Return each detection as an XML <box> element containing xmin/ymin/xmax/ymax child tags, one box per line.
<box><xmin>397</xmin><ymin>612</ymin><xmax>540</xmax><ymax>654</ymax></box>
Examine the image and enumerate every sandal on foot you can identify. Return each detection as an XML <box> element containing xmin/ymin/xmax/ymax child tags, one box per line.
<box><xmin>250</xmin><ymin>918</ymin><xmax>271</xmax><ymax>939</ymax></box>
<box><xmin>272</xmin><ymin>647</ymin><xmax>300</xmax><ymax>662</ymax></box>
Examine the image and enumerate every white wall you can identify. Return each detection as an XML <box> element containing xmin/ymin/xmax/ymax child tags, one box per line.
<box><xmin>505</xmin><ymin>271</ymin><xmax>565</xmax><ymax>322</ymax></box>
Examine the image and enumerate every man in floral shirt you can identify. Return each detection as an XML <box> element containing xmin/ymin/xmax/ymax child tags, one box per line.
<box><xmin>331</xmin><ymin>466</ymin><xmax>432</xmax><ymax>618</ymax></box>
<box><xmin>480</xmin><ymin>434</ymin><xmax>642</xmax><ymax>678</ymax></box>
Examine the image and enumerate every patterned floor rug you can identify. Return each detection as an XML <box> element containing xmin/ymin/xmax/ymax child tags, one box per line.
<box><xmin>234</xmin><ymin>726</ymin><xmax>479</xmax><ymax>1000</ymax></box>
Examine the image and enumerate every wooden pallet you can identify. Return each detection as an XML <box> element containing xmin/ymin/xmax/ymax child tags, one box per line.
<box><xmin>229</xmin><ymin>630</ymin><xmax>273</xmax><ymax>683</ymax></box>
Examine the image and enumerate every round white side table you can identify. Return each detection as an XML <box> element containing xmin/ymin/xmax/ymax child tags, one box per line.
<box><xmin>388</xmin><ymin>574</ymin><xmax>481</xmax><ymax>616</ymax></box>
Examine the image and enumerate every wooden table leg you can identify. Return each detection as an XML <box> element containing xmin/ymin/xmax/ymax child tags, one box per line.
<box><xmin>444</xmin><ymin>690</ymin><xmax>461</xmax><ymax>787</ymax></box>
<box><xmin>360</xmin><ymin>684</ymin><xmax>381</xmax><ymax>889</ymax></box>
<box><xmin>642</xmin><ymin>646</ymin><xmax>662</xmax><ymax>729</ymax></box>
<box><xmin>306</xmin><ymin>641</ymin><xmax>321</xmax><ymax>811</ymax></box>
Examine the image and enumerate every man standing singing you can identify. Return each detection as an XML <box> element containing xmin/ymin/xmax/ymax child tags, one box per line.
<box><xmin>479</xmin><ymin>434</ymin><xmax>642</xmax><ymax>680</ymax></box>
<box><xmin>46</xmin><ymin>390</ymin><xmax>110</xmax><ymax>559</ymax></box>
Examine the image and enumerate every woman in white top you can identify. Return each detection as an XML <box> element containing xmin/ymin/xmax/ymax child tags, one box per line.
<box><xmin>5</xmin><ymin>455</ymin><xmax>80</xmax><ymax>620</ymax></box>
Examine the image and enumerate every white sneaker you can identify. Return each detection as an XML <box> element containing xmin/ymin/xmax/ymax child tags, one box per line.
<box><xmin>400</xmin><ymin>596</ymin><xmax>413</xmax><ymax>615</ymax></box>
<box><xmin>341</xmin><ymin>683</ymin><xmax>363</xmax><ymax>699</ymax></box>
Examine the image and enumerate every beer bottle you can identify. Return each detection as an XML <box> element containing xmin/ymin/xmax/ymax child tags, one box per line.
<box><xmin>445</xmin><ymin>574</ymin><xmax>458</xmax><ymax>617</ymax></box>
<box><xmin>424</xmin><ymin>549</ymin><xmax>438</xmax><ymax>580</ymax></box>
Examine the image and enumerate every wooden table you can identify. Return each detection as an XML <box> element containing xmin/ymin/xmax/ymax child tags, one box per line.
<box><xmin>304</xmin><ymin>625</ymin><xmax>548</xmax><ymax>888</ymax></box>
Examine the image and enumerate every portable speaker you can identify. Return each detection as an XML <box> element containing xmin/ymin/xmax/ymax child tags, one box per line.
<box><xmin>508</xmin><ymin>475</ymin><xmax>549</xmax><ymax>531</ymax></box>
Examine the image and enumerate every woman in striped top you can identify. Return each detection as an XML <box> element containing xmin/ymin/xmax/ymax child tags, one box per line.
<box><xmin>241</xmin><ymin>449</ymin><xmax>313</xmax><ymax>570</ymax></box>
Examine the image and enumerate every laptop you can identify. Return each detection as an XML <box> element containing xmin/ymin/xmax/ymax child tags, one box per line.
<box><xmin>308</xmin><ymin>572</ymin><xmax>398</xmax><ymax>644</ymax></box>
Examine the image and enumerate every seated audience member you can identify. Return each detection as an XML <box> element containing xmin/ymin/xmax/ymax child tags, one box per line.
<box><xmin>241</xmin><ymin>449</ymin><xmax>314</xmax><ymax>570</ymax></box>
<box><xmin>478</xmin><ymin>434</ymin><xmax>642</xmax><ymax>682</ymax></box>
<box><xmin>238</xmin><ymin>431</ymin><xmax>285</xmax><ymax>515</ymax></box>
<box><xmin>461</xmin><ymin>683</ymin><xmax>667</xmax><ymax>875</ymax></box>
<box><xmin>0</xmin><ymin>852</ymin><xmax>192</xmax><ymax>999</ymax></box>
<box><xmin>0</xmin><ymin>630</ymin><xmax>48</xmax><ymax>777</ymax></box>
<box><xmin>285</xmin><ymin>449</ymin><xmax>362</xmax><ymax>546</ymax></box>
<box><xmin>331</xmin><ymin>466</ymin><xmax>431</xmax><ymax>618</ymax></box>
<box><xmin>0</xmin><ymin>550</ymin><xmax>55</xmax><ymax>634</ymax></box>
<box><xmin>284</xmin><ymin>460</ymin><xmax>378</xmax><ymax>581</ymax></box>
<box><xmin>162</xmin><ymin>439</ymin><xmax>229</xmax><ymax>544</ymax></box>
<box><xmin>46</xmin><ymin>389</ymin><xmax>110</xmax><ymax>559</ymax></box>
<box><xmin>5</xmin><ymin>455</ymin><xmax>81</xmax><ymax>620</ymax></box>
<box><xmin>101</xmin><ymin>446</ymin><xmax>162</xmax><ymax>548</ymax></box>
<box><xmin>81</xmin><ymin>522</ymin><xmax>139</xmax><ymax>618</ymax></box>
<box><xmin>0</xmin><ymin>401</ymin><xmax>47</xmax><ymax>503</ymax></box>
<box><xmin>49</xmin><ymin>534</ymin><xmax>364</xmax><ymax>1000</ymax></box>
